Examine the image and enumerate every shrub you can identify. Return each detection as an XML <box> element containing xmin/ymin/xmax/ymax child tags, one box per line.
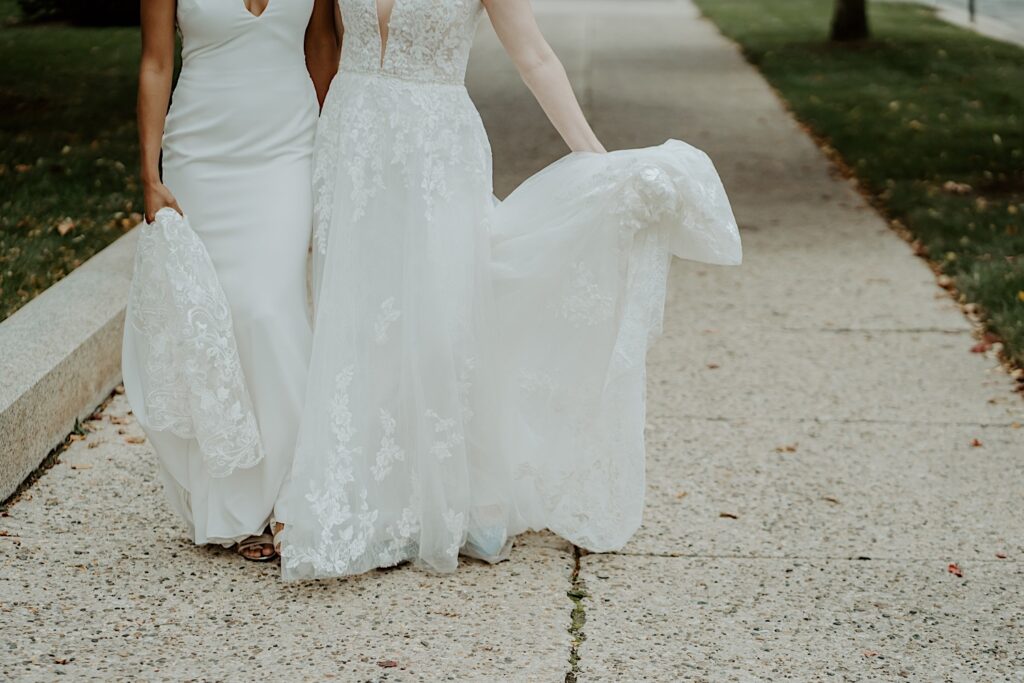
<box><xmin>17</xmin><ymin>0</ymin><xmax>140</xmax><ymax>25</ymax></box>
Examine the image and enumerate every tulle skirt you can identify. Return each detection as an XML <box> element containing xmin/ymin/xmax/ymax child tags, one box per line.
<box><xmin>275</xmin><ymin>71</ymin><xmax>741</xmax><ymax>581</ymax></box>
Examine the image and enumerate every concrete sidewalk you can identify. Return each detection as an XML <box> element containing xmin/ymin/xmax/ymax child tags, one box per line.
<box><xmin>2</xmin><ymin>1</ymin><xmax>1022</xmax><ymax>680</ymax></box>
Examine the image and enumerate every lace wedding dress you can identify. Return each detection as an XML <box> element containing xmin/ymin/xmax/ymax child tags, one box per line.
<box><xmin>274</xmin><ymin>0</ymin><xmax>742</xmax><ymax>580</ymax></box>
<box><xmin>122</xmin><ymin>0</ymin><xmax>318</xmax><ymax>545</ymax></box>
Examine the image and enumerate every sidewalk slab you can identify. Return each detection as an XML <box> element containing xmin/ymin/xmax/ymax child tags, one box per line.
<box><xmin>631</xmin><ymin>417</ymin><xmax>1024</xmax><ymax>560</ymax></box>
<box><xmin>667</xmin><ymin>255</ymin><xmax>967</xmax><ymax>332</ymax></box>
<box><xmin>578</xmin><ymin>554</ymin><xmax>1023</xmax><ymax>681</ymax></box>
<box><xmin>0</xmin><ymin>396</ymin><xmax>575</xmax><ymax>682</ymax></box>
<box><xmin>647</xmin><ymin>328</ymin><xmax>1019</xmax><ymax>425</ymax></box>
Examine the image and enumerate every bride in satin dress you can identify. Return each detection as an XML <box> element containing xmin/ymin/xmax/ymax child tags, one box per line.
<box><xmin>122</xmin><ymin>0</ymin><xmax>338</xmax><ymax>560</ymax></box>
<box><xmin>275</xmin><ymin>0</ymin><xmax>742</xmax><ymax>580</ymax></box>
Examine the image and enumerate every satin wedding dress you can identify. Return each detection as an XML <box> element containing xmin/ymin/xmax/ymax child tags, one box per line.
<box><xmin>122</xmin><ymin>0</ymin><xmax>317</xmax><ymax>545</ymax></box>
<box><xmin>275</xmin><ymin>0</ymin><xmax>742</xmax><ymax>581</ymax></box>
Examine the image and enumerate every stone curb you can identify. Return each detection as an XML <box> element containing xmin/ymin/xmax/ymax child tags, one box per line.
<box><xmin>0</xmin><ymin>229</ymin><xmax>138</xmax><ymax>501</ymax></box>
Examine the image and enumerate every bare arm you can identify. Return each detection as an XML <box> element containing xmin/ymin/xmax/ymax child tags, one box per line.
<box><xmin>482</xmin><ymin>0</ymin><xmax>604</xmax><ymax>153</ymax></box>
<box><xmin>305</xmin><ymin>0</ymin><xmax>343</xmax><ymax>107</ymax></box>
<box><xmin>138</xmin><ymin>0</ymin><xmax>181</xmax><ymax>221</ymax></box>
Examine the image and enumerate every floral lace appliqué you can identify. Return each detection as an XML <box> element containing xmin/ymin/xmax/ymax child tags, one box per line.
<box><xmin>553</xmin><ymin>261</ymin><xmax>615</xmax><ymax>327</ymax></box>
<box><xmin>371</xmin><ymin>408</ymin><xmax>405</xmax><ymax>481</ymax></box>
<box><xmin>373</xmin><ymin>297</ymin><xmax>402</xmax><ymax>344</ymax></box>
<box><xmin>126</xmin><ymin>208</ymin><xmax>263</xmax><ymax>478</ymax></box>
<box><xmin>425</xmin><ymin>409</ymin><xmax>465</xmax><ymax>461</ymax></box>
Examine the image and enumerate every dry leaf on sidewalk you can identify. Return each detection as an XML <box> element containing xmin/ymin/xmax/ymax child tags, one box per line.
<box><xmin>947</xmin><ymin>563</ymin><xmax>963</xmax><ymax>578</ymax></box>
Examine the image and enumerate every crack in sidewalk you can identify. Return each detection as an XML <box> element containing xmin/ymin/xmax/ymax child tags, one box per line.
<box><xmin>565</xmin><ymin>545</ymin><xmax>588</xmax><ymax>683</ymax></box>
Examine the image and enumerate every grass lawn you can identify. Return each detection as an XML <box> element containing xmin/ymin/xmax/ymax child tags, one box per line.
<box><xmin>694</xmin><ymin>0</ymin><xmax>1024</xmax><ymax>366</ymax></box>
<box><xmin>0</xmin><ymin>0</ymin><xmax>141</xmax><ymax>321</ymax></box>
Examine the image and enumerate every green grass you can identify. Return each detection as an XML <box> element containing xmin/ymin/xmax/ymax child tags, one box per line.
<box><xmin>694</xmin><ymin>0</ymin><xmax>1024</xmax><ymax>366</ymax></box>
<box><xmin>0</xmin><ymin>0</ymin><xmax>142</xmax><ymax>320</ymax></box>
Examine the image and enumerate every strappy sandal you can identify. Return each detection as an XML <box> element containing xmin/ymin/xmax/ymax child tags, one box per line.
<box><xmin>236</xmin><ymin>529</ymin><xmax>278</xmax><ymax>562</ymax></box>
<box><xmin>270</xmin><ymin>518</ymin><xmax>285</xmax><ymax>555</ymax></box>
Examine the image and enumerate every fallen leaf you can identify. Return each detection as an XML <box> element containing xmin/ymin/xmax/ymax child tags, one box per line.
<box><xmin>706</xmin><ymin>363</ymin><xmax>720</xmax><ymax>369</ymax></box>
<box><xmin>970</xmin><ymin>438</ymin><xmax>983</xmax><ymax>448</ymax></box>
<box><xmin>942</xmin><ymin>180</ymin><xmax>972</xmax><ymax>195</ymax></box>
<box><xmin>56</xmin><ymin>217</ymin><xmax>75</xmax><ymax>236</ymax></box>
<box><xmin>68</xmin><ymin>433</ymin><xmax>85</xmax><ymax>442</ymax></box>
<box><xmin>775</xmin><ymin>443</ymin><xmax>798</xmax><ymax>453</ymax></box>
<box><xmin>996</xmin><ymin>552</ymin><xmax>1008</xmax><ymax>559</ymax></box>
<box><xmin>675</xmin><ymin>491</ymin><xmax>688</xmax><ymax>500</ymax></box>
<box><xmin>124</xmin><ymin>436</ymin><xmax>146</xmax><ymax>444</ymax></box>
<box><xmin>377</xmin><ymin>660</ymin><xmax>398</xmax><ymax>669</ymax></box>
<box><xmin>719</xmin><ymin>512</ymin><xmax>738</xmax><ymax>520</ymax></box>
<box><xmin>947</xmin><ymin>562</ymin><xmax>963</xmax><ymax>578</ymax></box>
<box><xmin>822</xmin><ymin>496</ymin><xmax>840</xmax><ymax>505</ymax></box>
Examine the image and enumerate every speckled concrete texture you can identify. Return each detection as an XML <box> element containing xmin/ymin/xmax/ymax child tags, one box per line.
<box><xmin>578</xmin><ymin>554</ymin><xmax>1024</xmax><ymax>681</ymax></box>
<box><xmin>0</xmin><ymin>395</ymin><xmax>575</xmax><ymax>681</ymax></box>
<box><xmin>633</xmin><ymin>418</ymin><xmax>1023</xmax><ymax>561</ymax></box>
<box><xmin>563</xmin><ymin>1</ymin><xmax>1024</xmax><ymax>680</ymax></box>
<box><xmin>2</xmin><ymin>0</ymin><xmax>1022</xmax><ymax>680</ymax></box>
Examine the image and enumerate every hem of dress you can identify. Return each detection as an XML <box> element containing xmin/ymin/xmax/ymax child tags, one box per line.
<box><xmin>162</xmin><ymin>475</ymin><xmax>273</xmax><ymax>548</ymax></box>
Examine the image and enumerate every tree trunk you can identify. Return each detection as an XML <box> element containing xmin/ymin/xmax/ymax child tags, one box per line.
<box><xmin>830</xmin><ymin>0</ymin><xmax>870</xmax><ymax>41</ymax></box>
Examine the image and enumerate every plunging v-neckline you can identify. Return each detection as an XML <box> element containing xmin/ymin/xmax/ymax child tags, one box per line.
<box><xmin>375</xmin><ymin>0</ymin><xmax>396</xmax><ymax>67</ymax></box>
<box><xmin>241</xmin><ymin>0</ymin><xmax>271</xmax><ymax>19</ymax></box>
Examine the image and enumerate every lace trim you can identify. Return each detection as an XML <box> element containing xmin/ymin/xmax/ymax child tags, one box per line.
<box><xmin>126</xmin><ymin>208</ymin><xmax>264</xmax><ymax>478</ymax></box>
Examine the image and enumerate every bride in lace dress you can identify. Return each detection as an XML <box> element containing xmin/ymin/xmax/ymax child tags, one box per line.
<box><xmin>274</xmin><ymin>0</ymin><xmax>742</xmax><ymax>580</ymax></box>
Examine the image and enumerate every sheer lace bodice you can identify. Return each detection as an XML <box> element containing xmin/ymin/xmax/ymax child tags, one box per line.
<box><xmin>339</xmin><ymin>0</ymin><xmax>483</xmax><ymax>84</ymax></box>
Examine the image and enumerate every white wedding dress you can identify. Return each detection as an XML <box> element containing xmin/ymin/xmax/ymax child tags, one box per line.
<box><xmin>122</xmin><ymin>0</ymin><xmax>318</xmax><ymax>546</ymax></box>
<box><xmin>275</xmin><ymin>0</ymin><xmax>742</xmax><ymax>580</ymax></box>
